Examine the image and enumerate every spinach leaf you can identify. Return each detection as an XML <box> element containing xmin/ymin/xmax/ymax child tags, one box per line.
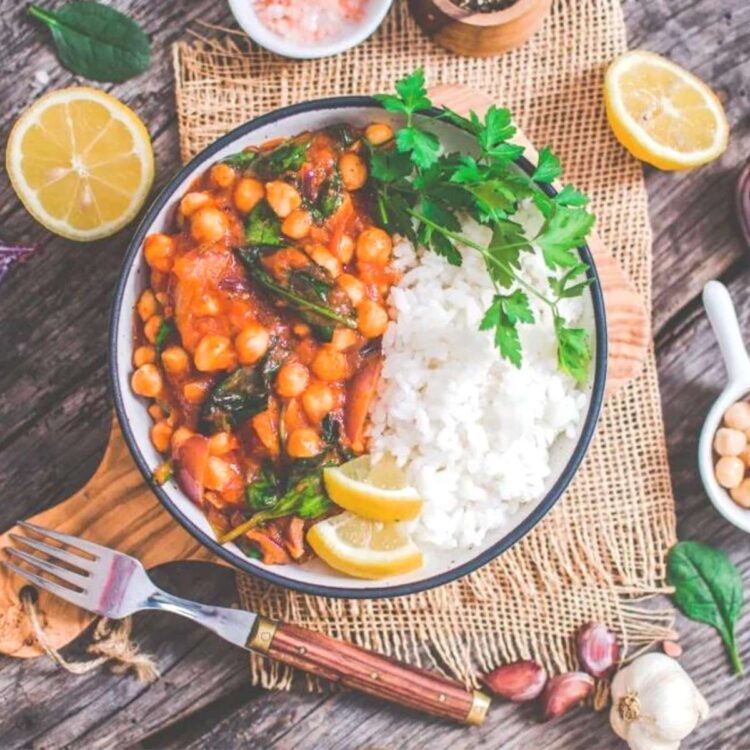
<box><xmin>667</xmin><ymin>541</ymin><xmax>744</xmax><ymax>674</ymax></box>
<box><xmin>199</xmin><ymin>346</ymin><xmax>284</xmax><ymax>434</ymax></box>
<box><xmin>28</xmin><ymin>2</ymin><xmax>150</xmax><ymax>83</ymax></box>
<box><xmin>222</xmin><ymin>150</ymin><xmax>258</xmax><ymax>170</ymax></box>
<box><xmin>246</xmin><ymin>462</ymin><xmax>280</xmax><ymax>511</ymax></box>
<box><xmin>236</xmin><ymin>246</ymin><xmax>356</xmax><ymax>340</ymax></box>
<box><xmin>252</xmin><ymin>143</ymin><xmax>307</xmax><ymax>179</ymax></box>
<box><xmin>325</xmin><ymin>124</ymin><xmax>358</xmax><ymax>147</ymax></box>
<box><xmin>245</xmin><ymin>202</ymin><xmax>282</xmax><ymax>246</ymax></box>
<box><xmin>154</xmin><ymin>318</ymin><xmax>176</xmax><ymax>355</ymax></box>
<box><xmin>316</xmin><ymin>172</ymin><xmax>344</xmax><ymax>218</ymax></box>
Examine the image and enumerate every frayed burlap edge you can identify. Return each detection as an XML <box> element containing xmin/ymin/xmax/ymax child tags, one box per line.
<box><xmin>173</xmin><ymin>0</ymin><xmax>677</xmax><ymax>694</ymax></box>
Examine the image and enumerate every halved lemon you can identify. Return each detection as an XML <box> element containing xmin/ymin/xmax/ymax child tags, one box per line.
<box><xmin>307</xmin><ymin>512</ymin><xmax>423</xmax><ymax>579</ymax></box>
<box><xmin>323</xmin><ymin>454</ymin><xmax>423</xmax><ymax>522</ymax></box>
<box><xmin>6</xmin><ymin>87</ymin><xmax>154</xmax><ymax>241</ymax></box>
<box><xmin>605</xmin><ymin>50</ymin><xmax>729</xmax><ymax>170</ymax></box>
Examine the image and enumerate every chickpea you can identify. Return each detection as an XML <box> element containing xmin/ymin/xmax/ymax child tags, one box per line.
<box><xmin>133</xmin><ymin>345</ymin><xmax>156</xmax><ymax>368</ymax></box>
<box><xmin>137</xmin><ymin>289</ymin><xmax>158</xmax><ymax>321</ymax></box>
<box><xmin>276</xmin><ymin>361</ymin><xmax>310</xmax><ymax>398</ymax></box>
<box><xmin>730</xmin><ymin>478</ymin><xmax>750</xmax><ymax>508</ymax></box>
<box><xmin>209</xmin><ymin>432</ymin><xmax>237</xmax><ymax>456</ymax></box>
<box><xmin>205</xmin><ymin>456</ymin><xmax>234</xmax><ymax>491</ymax></box>
<box><xmin>144</xmin><ymin>234</ymin><xmax>175</xmax><ymax>272</ymax></box>
<box><xmin>337</xmin><ymin>273</ymin><xmax>366</xmax><ymax>306</ymax></box>
<box><xmin>150</xmin><ymin>421</ymin><xmax>173</xmax><ymax>453</ymax></box>
<box><xmin>143</xmin><ymin>315</ymin><xmax>164</xmax><ymax>344</ymax></box>
<box><xmin>302</xmin><ymin>382</ymin><xmax>335</xmax><ymax>423</ymax></box>
<box><xmin>715</xmin><ymin>455</ymin><xmax>745</xmax><ymax>489</ymax></box>
<box><xmin>265</xmin><ymin>180</ymin><xmax>301</xmax><ymax>218</ymax></box>
<box><xmin>148</xmin><ymin>403</ymin><xmax>165</xmax><ymax>421</ymax></box>
<box><xmin>180</xmin><ymin>191</ymin><xmax>211</xmax><ymax>217</ymax></box>
<box><xmin>210</xmin><ymin>163</ymin><xmax>236</xmax><ymax>189</ymax></box>
<box><xmin>155</xmin><ymin>291</ymin><xmax>169</xmax><ymax>306</ymax></box>
<box><xmin>365</xmin><ymin>123</ymin><xmax>394</xmax><ymax>146</ymax></box>
<box><xmin>357</xmin><ymin>300</ymin><xmax>389</xmax><ymax>338</ymax></box>
<box><xmin>725</xmin><ymin>401</ymin><xmax>750</xmax><ymax>431</ymax></box>
<box><xmin>171</xmin><ymin>426</ymin><xmax>194</xmax><ymax>452</ymax></box>
<box><xmin>183</xmin><ymin>380</ymin><xmax>209</xmax><ymax>404</ymax></box>
<box><xmin>191</xmin><ymin>207</ymin><xmax>228</xmax><ymax>244</ymax></box>
<box><xmin>161</xmin><ymin>345</ymin><xmax>190</xmax><ymax>376</ymax></box>
<box><xmin>235</xmin><ymin>322</ymin><xmax>270</xmax><ymax>365</ymax></box>
<box><xmin>714</xmin><ymin>427</ymin><xmax>747</xmax><ymax>457</ymax></box>
<box><xmin>131</xmin><ymin>363</ymin><xmax>163</xmax><ymax>398</ymax></box>
<box><xmin>334</xmin><ymin>234</ymin><xmax>355</xmax><ymax>264</ymax></box>
<box><xmin>194</xmin><ymin>334</ymin><xmax>236</xmax><ymax>372</ymax></box>
<box><xmin>339</xmin><ymin>152</ymin><xmax>368</xmax><ymax>191</ymax></box>
<box><xmin>233</xmin><ymin>177</ymin><xmax>265</xmax><ymax>214</ymax></box>
<box><xmin>287</xmin><ymin>428</ymin><xmax>322</xmax><ymax>458</ymax></box>
<box><xmin>331</xmin><ymin>328</ymin><xmax>358</xmax><ymax>351</ymax></box>
<box><xmin>356</xmin><ymin>227</ymin><xmax>392</xmax><ymax>264</ymax></box>
<box><xmin>281</xmin><ymin>209</ymin><xmax>313</xmax><ymax>239</ymax></box>
<box><xmin>311</xmin><ymin>347</ymin><xmax>348</xmax><ymax>382</ymax></box>
<box><xmin>308</xmin><ymin>245</ymin><xmax>341</xmax><ymax>277</ymax></box>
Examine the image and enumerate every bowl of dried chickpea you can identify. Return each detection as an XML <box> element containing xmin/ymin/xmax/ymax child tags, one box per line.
<box><xmin>698</xmin><ymin>281</ymin><xmax>750</xmax><ymax>533</ymax></box>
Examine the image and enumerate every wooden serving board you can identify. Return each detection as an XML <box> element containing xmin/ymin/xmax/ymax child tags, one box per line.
<box><xmin>0</xmin><ymin>85</ymin><xmax>649</xmax><ymax>659</ymax></box>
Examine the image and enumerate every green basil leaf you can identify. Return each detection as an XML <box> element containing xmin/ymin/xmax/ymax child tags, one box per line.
<box><xmin>29</xmin><ymin>2</ymin><xmax>150</xmax><ymax>83</ymax></box>
<box><xmin>667</xmin><ymin>541</ymin><xmax>744</xmax><ymax>674</ymax></box>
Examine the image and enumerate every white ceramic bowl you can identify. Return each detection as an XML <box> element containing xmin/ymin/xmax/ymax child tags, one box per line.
<box><xmin>698</xmin><ymin>281</ymin><xmax>750</xmax><ymax>534</ymax></box>
<box><xmin>110</xmin><ymin>97</ymin><xmax>607</xmax><ymax>597</ymax></box>
<box><xmin>227</xmin><ymin>0</ymin><xmax>393</xmax><ymax>59</ymax></box>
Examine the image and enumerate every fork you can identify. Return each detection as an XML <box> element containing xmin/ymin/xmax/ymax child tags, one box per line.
<box><xmin>4</xmin><ymin>521</ymin><xmax>489</xmax><ymax>725</ymax></box>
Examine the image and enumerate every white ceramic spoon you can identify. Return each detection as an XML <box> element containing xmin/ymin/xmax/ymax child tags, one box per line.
<box><xmin>698</xmin><ymin>280</ymin><xmax>750</xmax><ymax>533</ymax></box>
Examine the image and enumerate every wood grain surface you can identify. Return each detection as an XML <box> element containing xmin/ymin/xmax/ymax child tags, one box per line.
<box><xmin>1</xmin><ymin>0</ymin><xmax>749</xmax><ymax>748</ymax></box>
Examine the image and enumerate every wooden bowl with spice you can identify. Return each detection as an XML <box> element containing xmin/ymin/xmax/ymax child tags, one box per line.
<box><xmin>408</xmin><ymin>0</ymin><xmax>552</xmax><ymax>57</ymax></box>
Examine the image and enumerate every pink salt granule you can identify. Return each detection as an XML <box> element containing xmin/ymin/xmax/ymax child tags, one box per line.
<box><xmin>254</xmin><ymin>0</ymin><xmax>368</xmax><ymax>44</ymax></box>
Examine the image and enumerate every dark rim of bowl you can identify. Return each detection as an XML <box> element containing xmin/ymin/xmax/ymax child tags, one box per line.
<box><xmin>109</xmin><ymin>95</ymin><xmax>608</xmax><ymax>599</ymax></box>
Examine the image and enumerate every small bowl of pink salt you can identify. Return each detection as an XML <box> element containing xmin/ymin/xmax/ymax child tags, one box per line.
<box><xmin>228</xmin><ymin>0</ymin><xmax>393</xmax><ymax>58</ymax></box>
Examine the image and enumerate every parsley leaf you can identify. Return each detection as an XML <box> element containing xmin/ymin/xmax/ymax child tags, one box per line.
<box><xmin>554</xmin><ymin>184</ymin><xmax>589</xmax><ymax>207</ymax></box>
<box><xmin>535</xmin><ymin>204</ymin><xmax>595</xmax><ymax>269</ymax></box>
<box><xmin>555</xmin><ymin>316</ymin><xmax>591</xmax><ymax>384</ymax></box>
<box><xmin>480</xmin><ymin>291</ymin><xmax>534</xmax><ymax>367</ymax></box>
<box><xmin>532</xmin><ymin>146</ymin><xmax>562</xmax><ymax>183</ymax></box>
<box><xmin>369</xmin><ymin>147</ymin><xmax>413</xmax><ymax>183</ymax></box>
<box><xmin>375</xmin><ymin>68</ymin><xmax>431</xmax><ymax>116</ymax></box>
<box><xmin>396</xmin><ymin>127</ymin><xmax>441</xmax><ymax>169</ymax></box>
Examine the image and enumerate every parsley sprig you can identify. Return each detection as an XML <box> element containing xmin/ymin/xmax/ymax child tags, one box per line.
<box><xmin>371</xmin><ymin>70</ymin><xmax>595</xmax><ymax>382</ymax></box>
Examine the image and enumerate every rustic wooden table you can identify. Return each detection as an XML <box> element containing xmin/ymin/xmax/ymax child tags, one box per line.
<box><xmin>1</xmin><ymin>1</ymin><xmax>749</xmax><ymax>747</ymax></box>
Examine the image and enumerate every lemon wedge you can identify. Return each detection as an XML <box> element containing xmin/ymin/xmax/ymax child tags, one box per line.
<box><xmin>307</xmin><ymin>512</ymin><xmax>423</xmax><ymax>579</ymax></box>
<box><xmin>323</xmin><ymin>454</ymin><xmax>423</xmax><ymax>522</ymax></box>
<box><xmin>605</xmin><ymin>50</ymin><xmax>729</xmax><ymax>170</ymax></box>
<box><xmin>6</xmin><ymin>87</ymin><xmax>154</xmax><ymax>241</ymax></box>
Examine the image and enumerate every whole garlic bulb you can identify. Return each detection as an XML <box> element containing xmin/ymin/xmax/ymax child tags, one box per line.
<box><xmin>610</xmin><ymin>653</ymin><xmax>709</xmax><ymax>750</ymax></box>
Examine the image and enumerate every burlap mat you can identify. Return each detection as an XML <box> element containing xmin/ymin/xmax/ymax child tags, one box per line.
<box><xmin>172</xmin><ymin>0</ymin><xmax>677</xmax><ymax>692</ymax></box>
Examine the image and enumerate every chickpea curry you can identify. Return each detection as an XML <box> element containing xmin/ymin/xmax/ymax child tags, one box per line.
<box><xmin>131</xmin><ymin>121</ymin><xmax>398</xmax><ymax>565</ymax></box>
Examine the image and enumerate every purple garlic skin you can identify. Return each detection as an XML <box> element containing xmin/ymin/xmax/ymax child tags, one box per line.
<box><xmin>576</xmin><ymin>622</ymin><xmax>620</xmax><ymax>678</ymax></box>
<box><xmin>541</xmin><ymin>672</ymin><xmax>595</xmax><ymax>720</ymax></box>
<box><xmin>481</xmin><ymin>660</ymin><xmax>547</xmax><ymax>702</ymax></box>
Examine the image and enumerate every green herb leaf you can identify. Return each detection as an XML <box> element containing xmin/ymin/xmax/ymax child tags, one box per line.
<box><xmin>554</xmin><ymin>184</ymin><xmax>589</xmax><ymax>207</ymax></box>
<box><xmin>535</xmin><ymin>204</ymin><xmax>595</xmax><ymax>269</ymax></box>
<box><xmin>222</xmin><ymin>150</ymin><xmax>257</xmax><ymax>170</ymax></box>
<box><xmin>245</xmin><ymin>202</ymin><xmax>282</xmax><ymax>246</ymax></box>
<box><xmin>252</xmin><ymin>142</ymin><xmax>307</xmax><ymax>179</ymax></box>
<box><xmin>480</xmin><ymin>291</ymin><xmax>534</xmax><ymax>367</ymax></box>
<box><xmin>28</xmin><ymin>2</ymin><xmax>150</xmax><ymax>83</ymax></box>
<box><xmin>154</xmin><ymin>318</ymin><xmax>176</xmax><ymax>355</ymax></box>
<box><xmin>246</xmin><ymin>462</ymin><xmax>280</xmax><ymax>511</ymax></box>
<box><xmin>369</xmin><ymin>148</ymin><xmax>413</xmax><ymax>183</ymax></box>
<box><xmin>554</xmin><ymin>316</ymin><xmax>591</xmax><ymax>384</ymax></box>
<box><xmin>532</xmin><ymin>146</ymin><xmax>562</xmax><ymax>183</ymax></box>
<box><xmin>667</xmin><ymin>541</ymin><xmax>744</xmax><ymax>675</ymax></box>
<box><xmin>316</xmin><ymin>171</ymin><xmax>344</xmax><ymax>218</ymax></box>
<box><xmin>396</xmin><ymin>127</ymin><xmax>441</xmax><ymax>169</ymax></box>
<box><xmin>477</xmin><ymin>105</ymin><xmax>517</xmax><ymax>159</ymax></box>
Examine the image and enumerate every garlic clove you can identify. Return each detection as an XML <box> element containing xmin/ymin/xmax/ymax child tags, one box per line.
<box><xmin>481</xmin><ymin>659</ymin><xmax>547</xmax><ymax>701</ymax></box>
<box><xmin>541</xmin><ymin>671</ymin><xmax>594</xmax><ymax>720</ymax></box>
<box><xmin>576</xmin><ymin>621</ymin><xmax>620</xmax><ymax>678</ymax></box>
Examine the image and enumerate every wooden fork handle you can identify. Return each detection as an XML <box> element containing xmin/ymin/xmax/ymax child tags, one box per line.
<box><xmin>247</xmin><ymin>618</ymin><xmax>490</xmax><ymax>724</ymax></box>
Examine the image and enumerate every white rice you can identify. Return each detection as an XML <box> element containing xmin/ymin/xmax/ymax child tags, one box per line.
<box><xmin>369</xmin><ymin>210</ymin><xmax>589</xmax><ymax>550</ymax></box>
